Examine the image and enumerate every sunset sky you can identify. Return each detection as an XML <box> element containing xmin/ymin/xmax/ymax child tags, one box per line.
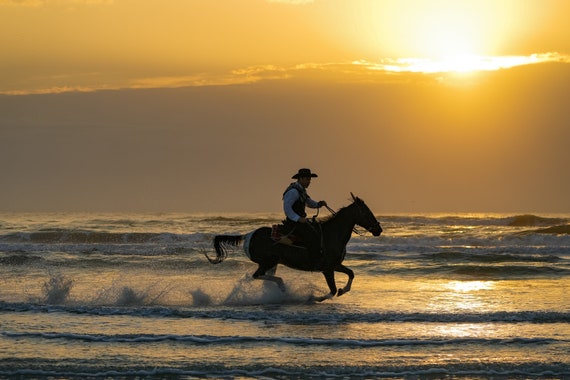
<box><xmin>1</xmin><ymin>0</ymin><xmax>569</xmax><ymax>213</ymax></box>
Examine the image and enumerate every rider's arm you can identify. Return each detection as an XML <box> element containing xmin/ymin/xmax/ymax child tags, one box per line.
<box><xmin>283</xmin><ymin>189</ymin><xmax>301</xmax><ymax>222</ymax></box>
<box><xmin>305</xmin><ymin>197</ymin><xmax>320</xmax><ymax>209</ymax></box>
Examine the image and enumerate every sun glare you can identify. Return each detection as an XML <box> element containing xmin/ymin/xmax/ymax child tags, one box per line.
<box><xmin>355</xmin><ymin>53</ymin><xmax>557</xmax><ymax>74</ymax></box>
<box><xmin>411</xmin><ymin>7</ymin><xmax>482</xmax><ymax>59</ymax></box>
<box><xmin>340</xmin><ymin>1</ymin><xmax>560</xmax><ymax>74</ymax></box>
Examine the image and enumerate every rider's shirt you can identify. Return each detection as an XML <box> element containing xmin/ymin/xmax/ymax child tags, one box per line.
<box><xmin>283</xmin><ymin>182</ymin><xmax>320</xmax><ymax>222</ymax></box>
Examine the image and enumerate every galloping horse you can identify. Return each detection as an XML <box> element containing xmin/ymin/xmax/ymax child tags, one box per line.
<box><xmin>206</xmin><ymin>194</ymin><xmax>382</xmax><ymax>301</ymax></box>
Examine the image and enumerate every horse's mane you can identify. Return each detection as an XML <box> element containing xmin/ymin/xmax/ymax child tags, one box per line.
<box><xmin>319</xmin><ymin>197</ymin><xmax>365</xmax><ymax>224</ymax></box>
<box><xmin>318</xmin><ymin>207</ymin><xmax>345</xmax><ymax>224</ymax></box>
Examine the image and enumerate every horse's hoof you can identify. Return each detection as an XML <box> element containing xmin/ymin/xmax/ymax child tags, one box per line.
<box><xmin>306</xmin><ymin>295</ymin><xmax>316</xmax><ymax>303</ymax></box>
<box><xmin>337</xmin><ymin>289</ymin><xmax>345</xmax><ymax>296</ymax></box>
<box><xmin>311</xmin><ymin>293</ymin><xmax>334</xmax><ymax>302</ymax></box>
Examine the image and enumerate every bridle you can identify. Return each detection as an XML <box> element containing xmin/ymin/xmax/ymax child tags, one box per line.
<box><xmin>351</xmin><ymin>202</ymin><xmax>381</xmax><ymax>235</ymax></box>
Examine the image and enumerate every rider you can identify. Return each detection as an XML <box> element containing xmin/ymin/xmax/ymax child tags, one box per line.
<box><xmin>282</xmin><ymin>168</ymin><xmax>327</xmax><ymax>253</ymax></box>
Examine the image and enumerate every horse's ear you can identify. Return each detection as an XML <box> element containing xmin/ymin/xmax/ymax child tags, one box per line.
<box><xmin>351</xmin><ymin>192</ymin><xmax>363</xmax><ymax>203</ymax></box>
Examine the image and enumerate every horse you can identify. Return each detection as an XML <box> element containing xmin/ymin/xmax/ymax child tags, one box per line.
<box><xmin>206</xmin><ymin>193</ymin><xmax>382</xmax><ymax>301</ymax></box>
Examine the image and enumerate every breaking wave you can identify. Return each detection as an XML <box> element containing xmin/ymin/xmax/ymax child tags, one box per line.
<box><xmin>2</xmin><ymin>301</ymin><xmax>569</xmax><ymax>324</ymax></box>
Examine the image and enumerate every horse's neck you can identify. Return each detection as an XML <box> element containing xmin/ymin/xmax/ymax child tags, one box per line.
<box><xmin>326</xmin><ymin>205</ymin><xmax>357</xmax><ymax>244</ymax></box>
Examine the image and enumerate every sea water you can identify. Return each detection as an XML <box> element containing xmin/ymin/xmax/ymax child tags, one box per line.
<box><xmin>0</xmin><ymin>212</ymin><xmax>569</xmax><ymax>379</ymax></box>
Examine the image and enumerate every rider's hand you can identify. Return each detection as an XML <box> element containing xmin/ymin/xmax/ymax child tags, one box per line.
<box><xmin>318</xmin><ymin>200</ymin><xmax>327</xmax><ymax>208</ymax></box>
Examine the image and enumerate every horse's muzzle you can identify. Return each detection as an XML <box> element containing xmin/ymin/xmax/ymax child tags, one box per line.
<box><xmin>369</xmin><ymin>223</ymin><xmax>382</xmax><ymax>237</ymax></box>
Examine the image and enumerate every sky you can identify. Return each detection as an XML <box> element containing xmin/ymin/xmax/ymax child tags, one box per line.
<box><xmin>1</xmin><ymin>0</ymin><xmax>569</xmax><ymax>214</ymax></box>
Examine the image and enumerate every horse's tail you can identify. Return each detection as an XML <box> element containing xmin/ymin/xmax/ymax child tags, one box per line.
<box><xmin>206</xmin><ymin>235</ymin><xmax>244</xmax><ymax>264</ymax></box>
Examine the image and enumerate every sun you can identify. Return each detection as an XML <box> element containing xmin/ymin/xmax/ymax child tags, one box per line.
<box><xmin>346</xmin><ymin>0</ymin><xmax>503</xmax><ymax>59</ymax></box>
<box><xmin>410</xmin><ymin>6</ymin><xmax>483</xmax><ymax>59</ymax></box>
<box><xmin>401</xmin><ymin>5</ymin><xmax>494</xmax><ymax>72</ymax></box>
<box><xmin>347</xmin><ymin>1</ymin><xmax>553</xmax><ymax>74</ymax></box>
<box><xmin>342</xmin><ymin>1</ymin><xmax>522</xmax><ymax>73</ymax></box>
<box><xmin>387</xmin><ymin>3</ymin><xmax>497</xmax><ymax>73</ymax></box>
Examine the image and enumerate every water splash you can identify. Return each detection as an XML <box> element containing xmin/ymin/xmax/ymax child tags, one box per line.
<box><xmin>42</xmin><ymin>274</ymin><xmax>74</xmax><ymax>304</ymax></box>
<box><xmin>93</xmin><ymin>280</ymin><xmax>172</xmax><ymax>306</ymax></box>
<box><xmin>116</xmin><ymin>287</ymin><xmax>148</xmax><ymax>306</ymax></box>
<box><xmin>219</xmin><ymin>274</ymin><xmax>320</xmax><ymax>305</ymax></box>
<box><xmin>189</xmin><ymin>288</ymin><xmax>212</xmax><ymax>306</ymax></box>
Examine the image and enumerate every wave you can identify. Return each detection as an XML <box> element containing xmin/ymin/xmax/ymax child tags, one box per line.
<box><xmin>514</xmin><ymin>224</ymin><xmax>570</xmax><ymax>237</ymax></box>
<box><xmin>1</xmin><ymin>361</ymin><xmax>569</xmax><ymax>380</ymax></box>
<box><xmin>0</xmin><ymin>253</ymin><xmax>42</xmax><ymax>265</ymax></box>
<box><xmin>363</xmin><ymin>262</ymin><xmax>570</xmax><ymax>279</ymax></box>
<box><xmin>2</xmin><ymin>301</ymin><xmax>569</xmax><ymax>323</ymax></box>
<box><xmin>427</xmin><ymin>251</ymin><xmax>561</xmax><ymax>263</ymax></box>
<box><xmin>1</xmin><ymin>331</ymin><xmax>558</xmax><ymax>347</ymax></box>
<box><xmin>382</xmin><ymin>213</ymin><xmax>569</xmax><ymax>227</ymax></box>
<box><xmin>0</xmin><ymin>230</ymin><xmax>212</xmax><ymax>258</ymax></box>
<box><xmin>506</xmin><ymin>214</ymin><xmax>568</xmax><ymax>226</ymax></box>
<box><xmin>534</xmin><ymin>224</ymin><xmax>570</xmax><ymax>235</ymax></box>
<box><xmin>445</xmin><ymin>264</ymin><xmax>569</xmax><ymax>278</ymax></box>
<box><xmin>200</xmin><ymin>215</ymin><xmax>280</xmax><ymax>224</ymax></box>
<box><xmin>2</xmin><ymin>215</ymin><xmax>570</xmax><ymax>254</ymax></box>
<box><xmin>0</xmin><ymin>231</ymin><xmax>202</xmax><ymax>244</ymax></box>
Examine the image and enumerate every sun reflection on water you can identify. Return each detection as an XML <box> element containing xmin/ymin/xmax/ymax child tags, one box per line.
<box><xmin>446</xmin><ymin>280</ymin><xmax>495</xmax><ymax>293</ymax></box>
<box><xmin>426</xmin><ymin>280</ymin><xmax>497</xmax><ymax>313</ymax></box>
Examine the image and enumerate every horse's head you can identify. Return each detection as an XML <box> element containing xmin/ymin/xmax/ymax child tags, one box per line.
<box><xmin>350</xmin><ymin>193</ymin><xmax>382</xmax><ymax>236</ymax></box>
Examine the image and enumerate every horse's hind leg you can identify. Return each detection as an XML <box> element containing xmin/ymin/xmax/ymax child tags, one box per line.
<box><xmin>253</xmin><ymin>263</ymin><xmax>286</xmax><ymax>292</ymax></box>
<box><xmin>265</xmin><ymin>265</ymin><xmax>277</xmax><ymax>277</ymax></box>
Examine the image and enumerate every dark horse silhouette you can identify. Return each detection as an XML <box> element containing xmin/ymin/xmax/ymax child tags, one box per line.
<box><xmin>206</xmin><ymin>194</ymin><xmax>382</xmax><ymax>301</ymax></box>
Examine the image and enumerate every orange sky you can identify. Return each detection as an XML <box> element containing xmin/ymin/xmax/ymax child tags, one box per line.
<box><xmin>1</xmin><ymin>0</ymin><xmax>569</xmax><ymax>213</ymax></box>
<box><xmin>2</xmin><ymin>0</ymin><xmax>570</xmax><ymax>94</ymax></box>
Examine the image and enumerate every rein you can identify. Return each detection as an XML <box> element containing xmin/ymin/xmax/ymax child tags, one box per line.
<box><xmin>320</xmin><ymin>204</ymin><xmax>364</xmax><ymax>236</ymax></box>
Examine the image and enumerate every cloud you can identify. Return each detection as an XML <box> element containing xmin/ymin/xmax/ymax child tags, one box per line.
<box><xmin>129</xmin><ymin>73</ymin><xmax>262</xmax><ymax>89</ymax></box>
<box><xmin>0</xmin><ymin>64</ymin><xmax>381</xmax><ymax>95</ymax></box>
<box><xmin>1</xmin><ymin>85</ymin><xmax>112</xmax><ymax>96</ymax></box>
<box><xmin>0</xmin><ymin>72</ymin><xmax>264</xmax><ymax>96</ymax></box>
<box><xmin>354</xmin><ymin>52</ymin><xmax>570</xmax><ymax>74</ymax></box>
<box><xmin>3</xmin><ymin>53</ymin><xmax>569</xmax><ymax>96</ymax></box>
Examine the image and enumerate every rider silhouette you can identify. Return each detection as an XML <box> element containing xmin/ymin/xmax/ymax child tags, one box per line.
<box><xmin>282</xmin><ymin>168</ymin><xmax>327</xmax><ymax>254</ymax></box>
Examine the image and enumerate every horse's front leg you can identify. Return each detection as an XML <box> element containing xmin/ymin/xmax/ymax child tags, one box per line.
<box><xmin>314</xmin><ymin>270</ymin><xmax>336</xmax><ymax>302</ymax></box>
<box><xmin>335</xmin><ymin>264</ymin><xmax>354</xmax><ymax>296</ymax></box>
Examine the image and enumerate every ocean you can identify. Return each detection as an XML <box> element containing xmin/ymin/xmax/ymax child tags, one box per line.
<box><xmin>0</xmin><ymin>211</ymin><xmax>569</xmax><ymax>379</ymax></box>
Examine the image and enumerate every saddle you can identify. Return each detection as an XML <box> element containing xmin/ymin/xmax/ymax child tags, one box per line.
<box><xmin>271</xmin><ymin>224</ymin><xmax>301</xmax><ymax>246</ymax></box>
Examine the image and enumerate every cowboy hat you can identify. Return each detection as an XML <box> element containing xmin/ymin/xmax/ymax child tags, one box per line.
<box><xmin>292</xmin><ymin>168</ymin><xmax>318</xmax><ymax>179</ymax></box>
